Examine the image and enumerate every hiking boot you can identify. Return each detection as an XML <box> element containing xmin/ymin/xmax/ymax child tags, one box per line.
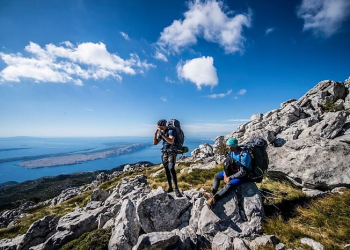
<box><xmin>174</xmin><ymin>189</ymin><xmax>183</xmax><ymax>197</ymax></box>
<box><xmin>203</xmin><ymin>192</ymin><xmax>213</xmax><ymax>200</ymax></box>
<box><xmin>166</xmin><ymin>187</ymin><xmax>174</xmax><ymax>193</ymax></box>
<box><xmin>206</xmin><ymin>196</ymin><xmax>216</xmax><ymax>209</ymax></box>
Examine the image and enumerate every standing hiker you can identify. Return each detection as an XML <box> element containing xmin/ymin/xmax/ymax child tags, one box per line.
<box><xmin>153</xmin><ymin>119</ymin><xmax>182</xmax><ymax>197</ymax></box>
<box><xmin>206</xmin><ymin>137</ymin><xmax>252</xmax><ymax>208</ymax></box>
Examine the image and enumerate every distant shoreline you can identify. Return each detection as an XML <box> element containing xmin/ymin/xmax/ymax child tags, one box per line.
<box><xmin>17</xmin><ymin>143</ymin><xmax>152</xmax><ymax>169</ymax></box>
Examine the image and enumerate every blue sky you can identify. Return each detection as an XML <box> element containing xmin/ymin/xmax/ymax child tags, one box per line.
<box><xmin>0</xmin><ymin>0</ymin><xmax>349</xmax><ymax>137</ymax></box>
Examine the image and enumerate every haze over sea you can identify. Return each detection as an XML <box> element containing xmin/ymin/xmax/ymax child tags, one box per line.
<box><xmin>0</xmin><ymin>136</ymin><xmax>213</xmax><ymax>184</ymax></box>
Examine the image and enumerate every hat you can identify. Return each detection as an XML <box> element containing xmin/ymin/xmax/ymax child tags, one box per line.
<box><xmin>226</xmin><ymin>137</ymin><xmax>238</xmax><ymax>147</ymax></box>
<box><xmin>157</xmin><ymin>119</ymin><xmax>167</xmax><ymax>126</ymax></box>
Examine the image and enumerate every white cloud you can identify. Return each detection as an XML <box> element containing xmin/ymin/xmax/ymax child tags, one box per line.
<box><xmin>154</xmin><ymin>51</ymin><xmax>168</xmax><ymax>62</ymax></box>
<box><xmin>238</xmin><ymin>89</ymin><xmax>246</xmax><ymax>95</ymax></box>
<box><xmin>205</xmin><ymin>89</ymin><xmax>232</xmax><ymax>98</ymax></box>
<box><xmin>85</xmin><ymin>108</ymin><xmax>94</xmax><ymax>112</ymax></box>
<box><xmin>297</xmin><ymin>0</ymin><xmax>350</xmax><ymax>37</ymax></box>
<box><xmin>160</xmin><ymin>96</ymin><xmax>167</xmax><ymax>102</ymax></box>
<box><xmin>0</xmin><ymin>42</ymin><xmax>155</xmax><ymax>85</ymax></box>
<box><xmin>120</xmin><ymin>32</ymin><xmax>130</xmax><ymax>41</ymax></box>
<box><xmin>165</xmin><ymin>76</ymin><xmax>176</xmax><ymax>83</ymax></box>
<box><xmin>157</xmin><ymin>0</ymin><xmax>251</xmax><ymax>54</ymax></box>
<box><xmin>265</xmin><ymin>27</ymin><xmax>275</xmax><ymax>35</ymax></box>
<box><xmin>177</xmin><ymin>56</ymin><xmax>218</xmax><ymax>90</ymax></box>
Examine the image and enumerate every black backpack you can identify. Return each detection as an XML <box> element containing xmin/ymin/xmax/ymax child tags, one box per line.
<box><xmin>167</xmin><ymin>119</ymin><xmax>188</xmax><ymax>154</ymax></box>
<box><xmin>239</xmin><ymin>137</ymin><xmax>269</xmax><ymax>183</ymax></box>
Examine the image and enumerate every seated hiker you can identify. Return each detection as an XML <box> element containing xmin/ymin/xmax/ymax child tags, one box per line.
<box><xmin>206</xmin><ymin>137</ymin><xmax>252</xmax><ymax>208</ymax></box>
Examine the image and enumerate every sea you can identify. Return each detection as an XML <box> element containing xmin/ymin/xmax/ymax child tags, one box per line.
<box><xmin>0</xmin><ymin>136</ymin><xmax>214</xmax><ymax>184</ymax></box>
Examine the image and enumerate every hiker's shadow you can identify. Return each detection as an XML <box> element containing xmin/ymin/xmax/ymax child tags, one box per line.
<box><xmin>210</xmin><ymin>192</ymin><xmax>243</xmax><ymax>233</ymax></box>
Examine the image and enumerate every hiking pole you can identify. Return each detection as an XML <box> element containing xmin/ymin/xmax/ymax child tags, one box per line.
<box><xmin>259</xmin><ymin>190</ymin><xmax>280</xmax><ymax>211</ymax></box>
<box><xmin>260</xmin><ymin>189</ymin><xmax>281</xmax><ymax>198</ymax></box>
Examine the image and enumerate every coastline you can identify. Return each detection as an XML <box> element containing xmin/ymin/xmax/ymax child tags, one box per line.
<box><xmin>17</xmin><ymin>143</ymin><xmax>152</xmax><ymax>169</ymax></box>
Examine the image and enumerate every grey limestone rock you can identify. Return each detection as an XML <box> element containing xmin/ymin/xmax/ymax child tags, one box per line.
<box><xmin>275</xmin><ymin>242</ymin><xmax>286</xmax><ymax>250</ymax></box>
<box><xmin>233</xmin><ymin>238</ymin><xmax>250</xmax><ymax>250</ymax></box>
<box><xmin>0</xmin><ymin>235</ymin><xmax>24</xmax><ymax>250</ymax></box>
<box><xmin>249</xmin><ymin>235</ymin><xmax>278</xmax><ymax>250</ymax></box>
<box><xmin>281</xmin><ymin>99</ymin><xmax>297</xmax><ymax>109</ymax></box>
<box><xmin>299</xmin><ymin>111</ymin><xmax>347</xmax><ymax>139</ymax></box>
<box><xmin>300</xmin><ymin>237</ymin><xmax>324</xmax><ymax>250</ymax></box>
<box><xmin>132</xmin><ymin>232</ymin><xmax>181</xmax><ymax>250</ymax></box>
<box><xmin>40</xmin><ymin>209</ymin><xmax>99</xmax><ymax>250</ymax></box>
<box><xmin>90</xmin><ymin>172</ymin><xmax>110</xmax><ymax>189</ymax></box>
<box><xmin>250</xmin><ymin>113</ymin><xmax>263</xmax><ymax>122</ymax></box>
<box><xmin>90</xmin><ymin>188</ymin><xmax>110</xmax><ymax>202</ymax></box>
<box><xmin>302</xmin><ymin>188</ymin><xmax>327</xmax><ymax>198</ymax></box>
<box><xmin>211</xmin><ymin>232</ymin><xmax>233</xmax><ymax>250</ymax></box>
<box><xmin>197</xmin><ymin>182</ymin><xmax>263</xmax><ymax>240</ymax></box>
<box><xmin>268</xmin><ymin>138</ymin><xmax>350</xmax><ymax>189</ymax></box>
<box><xmin>187</xmin><ymin>161</ymin><xmax>217</xmax><ymax>173</ymax></box>
<box><xmin>17</xmin><ymin>216</ymin><xmax>59</xmax><ymax>250</ymax></box>
<box><xmin>50</xmin><ymin>188</ymin><xmax>82</xmax><ymax>207</ymax></box>
<box><xmin>108</xmin><ymin>199</ymin><xmax>140</xmax><ymax>250</ymax></box>
<box><xmin>136</xmin><ymin>187</ymin><xmax>191</xmax><ymax>233</ymax></box>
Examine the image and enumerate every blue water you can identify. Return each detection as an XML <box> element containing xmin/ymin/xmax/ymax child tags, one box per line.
<box><xmin>0</xmin><ymin>137</ymin><xmax>214</xmax><ymax>184</ymax></box>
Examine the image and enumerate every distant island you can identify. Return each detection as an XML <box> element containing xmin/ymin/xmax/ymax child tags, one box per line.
<box><xmin>18</xmin><ymin>143</ymin><xmax>151</xmax><ymax>169</ymax></box>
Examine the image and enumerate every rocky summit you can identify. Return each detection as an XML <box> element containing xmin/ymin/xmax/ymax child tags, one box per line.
<box><xmin>0</xmin><ymin>173</ymin><xmax>264</xmax><ymax>250</ymax></box>
<box><xmin>0</xmin><ymin>78</ymin><xmax>349</xmax><ymax>250</ymax></box>
<box><xmin>226</xmin><ymin>79</ymin><xmax>350</xmax><ymax>191</ymax></box>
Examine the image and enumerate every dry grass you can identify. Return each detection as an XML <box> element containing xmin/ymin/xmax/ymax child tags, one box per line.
<box><xmin>0</xmin><ymin>191</ymin><xmax>92</xmax><ymax>240</ymax></box>
<box><xmin>263</xmin><ymin>189</ymin><xmax>350</xmax><ymax>249</ymax></box>
<box><xmin>2</xmin><ymin>162</ymin><xmax>349</xmax><ymax>250</ymax></box>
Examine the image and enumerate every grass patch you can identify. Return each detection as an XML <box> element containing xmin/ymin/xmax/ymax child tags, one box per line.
<box><xmin>61</xmin><ymin>227</ymin><xmax>112</xmax><ymax>250</ymax></box>
<box><xmin>0</xmin><ymin>191</ymin><xmax>92</xmax><ymax>240</ymax></box>
<box><xmin>177</xmin><ymin>164</ymin><xmax>223</xmax><ymax>191</ymax></box>
<box><xmin>263</xmin><ymin>189</ymin><xmax>350</xmax><ymax>249</ymax></box>
<box><xmin>258</xmin><ymin>178</ymin><xmax>309</xmax><ymax>219</ymax></box>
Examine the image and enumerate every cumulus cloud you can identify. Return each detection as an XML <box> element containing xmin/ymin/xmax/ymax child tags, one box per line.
<box><xmin>265</xmin><ymin>27</ymin><xmax>275</xmax><ymax>35</ymax></box>
<box><xmin>238</xmin><ymin>89</ymin><xmax>246</xmax><ymax>95</ymax></box>
<box><xmin>297</xmin><ymin>0</ymin><xmax>350</xmax><ymax>37</ymax></box>
<box><xmin>154</xmin><ymin>51</ymin><xmax>168</xmax><ymax>62</ymax></box>
<box><xmin>157</xmin><ymin>0</ymin><xmax>251</xmax><ymax>54</ymax></box>
<box><xmin>165</xmin><ymin>76</ymin><xmax>176</xmax><ymax>83</ymax></box>
<box><xmin>120</xmin><ymin>32</ymin><xmax>130</xmax><ymax>41</ymax></box>
<box><xmin>177</xmin><ymin>56</ymin><xmax>218</xmax><ymax>90</ymax></box>
<box><xmin>0</xmin><ymin>42</ymin><xmax>155</xmax><ymax>85</ymax></box>
<box><xmin>205</xmin><ymin>89</ymin><xmax>232</xmax><ymax>98</ymax></box>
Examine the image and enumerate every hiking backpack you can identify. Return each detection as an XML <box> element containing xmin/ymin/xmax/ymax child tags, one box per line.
<box><xmin>167</xmin><ymin>119</ymin><xmax>188</xmax><ymax>154</ymax></box>
<box><xmin>239</xmin><ymin>137</ymin><xmax>269</xmax><ymax>183</ymax></box>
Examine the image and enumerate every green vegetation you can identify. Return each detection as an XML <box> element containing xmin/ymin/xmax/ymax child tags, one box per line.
<box><xmin>0</xmin><ymin>172</ymin><xmax>101</xmax><ymax>212</ymax></box>
<box><xmin>0</xmin><ymin>191</ymin><xmax>92</xmax><ymax>240</ymax></box>
<box><xmin>61</xmin><ymin>228</ymin><xmax>112</xmax><ymax>250</ymax></box>
<box><xmin>322</xmin><ymin>99</ymin><xmax>343</xmax><ymax>112</ymax></box>
<box><xmin>2</xmin><ymin>162</ymin><xmax>350</xmax><ymax>250</ymax></box>
<box><xmin>259</xmin><ymin>178</ymin><xmax>350</xmax><ymax>250</ymax></box>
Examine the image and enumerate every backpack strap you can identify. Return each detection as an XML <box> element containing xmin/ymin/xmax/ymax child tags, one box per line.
<box><xmin>239</xmin><ymin>148</ymin><xmax>252</xmax><ymax>173</ymax></box>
